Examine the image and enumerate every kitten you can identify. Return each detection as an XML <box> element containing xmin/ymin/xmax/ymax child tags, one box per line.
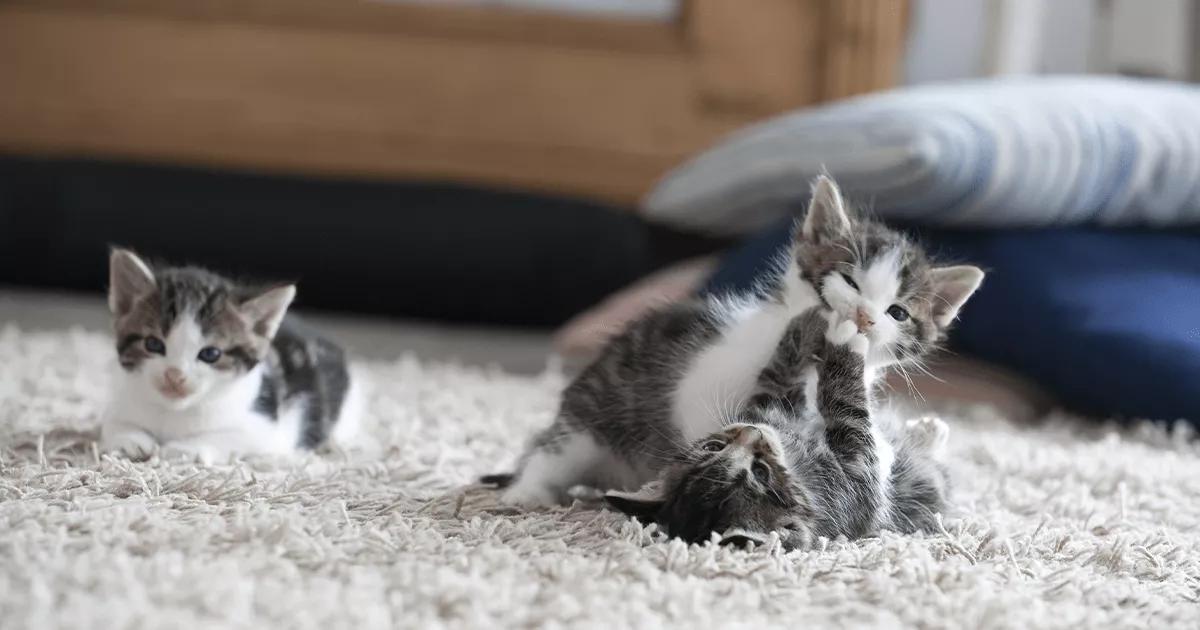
<box><xmin>604</xmin><ymin>308</ymin><xmax>953</xmax><ymax>549</ymax></box>
<box><xmin>100</xmin><ymin>249</ymin><xmax>359</xmax><ymax>463</ymax></box>
<box><xmin>485</xmin><ymin>176</ymin><xmax>980</xmax><ymax>543</ymax></box>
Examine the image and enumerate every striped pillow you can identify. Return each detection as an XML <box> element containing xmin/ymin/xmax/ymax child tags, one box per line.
<box><xmin>643</xmin><ymin>77</ymin><xmax>1200</xmax><ymax>235</ymax></box>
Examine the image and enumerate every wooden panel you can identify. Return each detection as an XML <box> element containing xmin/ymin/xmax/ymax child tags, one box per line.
<box><xmin>2</xmin><ymin>0</ymin><xmax>684</xmax><ymax>52</ymax></box>
<box><xmin>686</xmin><ymin>0</ymin><xmax>823</xmax><ymax>113</ymax></box>
<box><xmin>0</xmin><ymin>6</ymin><xmax>735</xmax><ymax>202</ymax></box>
<box><xmin>0</xmin><ymin>1</ymin><xmax>908</xmax><ymax>202</ymax></box>
<box><xmin>821</xmin><ymin>0</ymin><xmax>908</xmax><ymax>100</ymax></box>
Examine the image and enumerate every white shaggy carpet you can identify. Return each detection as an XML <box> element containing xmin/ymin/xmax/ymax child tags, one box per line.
<box><xmin>1</xmin><ymin>327</ymin><xmax>1198</xmax><ymax>629</ymax></box>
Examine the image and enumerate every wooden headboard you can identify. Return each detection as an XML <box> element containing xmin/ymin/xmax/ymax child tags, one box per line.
<box><xmin>0</xmin><ymin>0</ymin><xmax>909</xmax><ymax>204</ymax></box>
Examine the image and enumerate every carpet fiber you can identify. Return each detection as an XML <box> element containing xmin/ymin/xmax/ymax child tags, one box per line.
<box><xmin>1</xmin><ymin>328</ymin><xmax>1198</xmax><ymax>629</ymax></box>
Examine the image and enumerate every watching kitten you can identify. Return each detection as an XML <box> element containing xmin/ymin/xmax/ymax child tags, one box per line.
<box><xmin>485</xmin><ymin>176</ymin><xmax>980</xmax><ymax>546</ymax></box>
<box><xmin>101</xmin><ymin>249</ymin><xmax>358</xmax><ymax>463</ymax></box>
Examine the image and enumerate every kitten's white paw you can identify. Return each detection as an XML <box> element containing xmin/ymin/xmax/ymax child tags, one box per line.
<box><xmin>162</xmin><ymin>441</ymin><xmax>219</xmax><ymax>466</ymax></box>
<box><xmin>846</xmin><ymin>334</ymin><xmax>869</xmax><ymax>356</ymax></box>
<box><xmin>499</xmin><ymin>484</ymin><xmax>559</xmax><ymax>509</ymax></box>
<box><xmin>906</xmin><ymin>416</ymin><xmax>949</xmax><ymax>457</ymax></box>
<box><xmin>826</xmin><ymin>318</ymin><xmax>859</xmax><ymax>344</ymax></box>
<box><xmin>101</xmin><ymin>429</ymin><xmax>157</xmax><ymax>460</ymax></box>
<box><xmin>827</xmin><ymin>318</ymin><xmax>868</xmax><ymax>355</ymax></box>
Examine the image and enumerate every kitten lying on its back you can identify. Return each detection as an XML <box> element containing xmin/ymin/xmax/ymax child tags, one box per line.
<box><xmin>101</xmin><ymin>249</ymin><xmax>358</xmax><ymax>463</ymax></box>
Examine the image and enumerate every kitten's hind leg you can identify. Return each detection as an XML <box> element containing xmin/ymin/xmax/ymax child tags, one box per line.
<box><xmin>499</xmin><ymin>429</ymin><xmax>607</xmax><ymax>508</ymax></box>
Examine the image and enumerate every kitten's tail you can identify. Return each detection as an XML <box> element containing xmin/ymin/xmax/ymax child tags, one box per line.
<box><xmin>479</xmin><ymin>473</ymin><xmax>515</xmax><ymax>488</ymax></box>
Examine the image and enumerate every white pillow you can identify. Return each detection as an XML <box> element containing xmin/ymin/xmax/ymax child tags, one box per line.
<box><xmin>643</xmin><ymin>77</ymin><xmax>1200</xmax><ymax>235</ymax></box>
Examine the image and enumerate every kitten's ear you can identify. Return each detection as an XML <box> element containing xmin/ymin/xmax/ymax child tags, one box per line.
<box><xmin>239</xmin><ymin>285</ymin><xmax>296</xmax><ymax>339</ymax></box>
<box><xmin>108</xmin><ymin>248</ymin><xmax>156</xmax><ymax>316</ymax></box>
<box><xmin>929</xmin><ymin>266</ymin><xmax>985</xmax><ymax>328</ymax></box>
<box><xmin>801</xmin><ymin>175</ymin><xmax>853</xmax><ymax>242</ymax></box>
<box><xmin>604</xmin><ymin>481</ymin><xmax>666</xmax><ymax>522</ymax></box>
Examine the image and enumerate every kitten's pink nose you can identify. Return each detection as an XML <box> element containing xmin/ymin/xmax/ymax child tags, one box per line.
<box><xmin>855</xmin><ymin>308</ymin><xmax>875</xmax><ymax>333</ymax></box>
<box><xmin>163</xmin><ymin>367</ymin><xmax>186</xmax><ymax>386</ymax></box>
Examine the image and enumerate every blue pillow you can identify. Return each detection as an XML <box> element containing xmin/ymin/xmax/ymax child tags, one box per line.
<box><xmin>646</xmin><ymin>77</ymin><xmax>1200</xmax><ymax>235</ymax></box>
<box><xmin>704</xmin><ymin>223</ymin><xmax>1200</xmax><ymax>423</ymax></box>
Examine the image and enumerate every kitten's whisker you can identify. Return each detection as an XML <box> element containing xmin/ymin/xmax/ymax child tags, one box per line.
<box><xmin>900</xmin><ymin>366</ymin><xmax>923</xmax><ymax>402</ymax></box>
<box><xmin>718</xmin><ymin>389</ymin><xmax>743</xmax><ymax>427</ymax></box>
<box><xmin>898</xmin><ymin>349</ymin><xmax>943</xmax><ymax>383</ymax></box>
<box><xmin>699</xmin><ymin>396</ymin><xmax>724</xmax><ymax>429</ymax></box>
<box><xmin>887</xmin><ymin>350</ymin><xmax>925</xmax><ymax>401</ymax></box>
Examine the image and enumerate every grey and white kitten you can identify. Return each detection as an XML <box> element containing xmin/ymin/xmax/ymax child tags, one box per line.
<box><xmin>101</xmin><ymin>249</ymin><xmax>359</xmax><ymax>463</ymax></box>
<box><xmin>486</xmin><ymin>176</ymin><xmax>982</xmax><ymax>547</ymax></box>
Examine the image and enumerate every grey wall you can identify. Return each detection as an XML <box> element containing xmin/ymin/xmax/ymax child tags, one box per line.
<box><xmin>902</xmin><ymin>0</ymin><xmax>1195</xmax><ymax>85</ymax></box>
<box><xmin>903</xmin><ymin>0</ymin><xmax>989</xmax><ymax>84</ymax></box>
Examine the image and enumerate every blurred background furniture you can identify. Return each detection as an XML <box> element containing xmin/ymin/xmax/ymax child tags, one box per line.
<box><xmin>6</xmin><ymin>0</ymin><xmax>1197</xmax><ymax>420</ymax></box>
<box><xmin>0</xmin><ymin>0</ymin><xmax>909</xmax><ymax>204</ymax></box>
<box><xmin>0</xmin><ymin>0</ymin><xmax>910</xmax><ymax>331</ymax></box>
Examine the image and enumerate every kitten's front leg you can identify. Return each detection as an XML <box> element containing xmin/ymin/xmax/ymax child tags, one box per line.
<box><xmin>817</xmin><ymin>317</ymin><xmax>886</xmax><ymax>537</ymax></box>
<box><xmin>100</xmin><ymin>423</ymin><xmax>158</xmax><ymax>461</ymax></box>
<box><xmin>818</xmin><ymin>316</ymin><xmax>874</xmax><ymax>470</ymax></box>
<box><xmin>744</xmin><ymin>307</ymin><xmax>827</xmax><ymax>412</ymax></box>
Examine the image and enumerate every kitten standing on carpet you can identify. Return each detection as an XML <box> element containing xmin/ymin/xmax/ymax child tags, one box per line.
<box><xmin>101</xmin><ymin>249</ymin><xmax>359</xmax><ymax>463</ymax></box>
<box><xmin>486</xmin><ymin>176</ymin><xmax>982</xmax><ymax>546</ymax></box>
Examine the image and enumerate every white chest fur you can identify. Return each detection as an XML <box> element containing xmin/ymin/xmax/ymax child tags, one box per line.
<box><xmin>671</xmin><ymin>303</ymin><xmax>791</xmax><ymax>442</ymax></box>
<box><xmin>104</xmin><ymin>365</ymin><xmax>303</xmax><ymax>458</ymax></box>
<box><xmin>671</xmin><ymin>272</ymin><xmax>821</xmax><ymax>443</ymax></box>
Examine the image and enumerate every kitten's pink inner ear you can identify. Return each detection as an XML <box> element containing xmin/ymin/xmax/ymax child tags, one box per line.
<box><xmin>240</xmin><ymin>285</ymin><xmax>296</xmax><ymax>338</ymax></box>
<box><xmin>929</xmin><ymin>266</ymin><xmax>985</xmax><ymax>327</ymax></box>
<box><xmin>801</xmin><ymin>175</ymin><xmax>852</xmax><ymax>241</ymax></box>
<box><xmin>108</xmin><ymin>249</ymin><xmax>156</xmax><ymax>315</ymax></box>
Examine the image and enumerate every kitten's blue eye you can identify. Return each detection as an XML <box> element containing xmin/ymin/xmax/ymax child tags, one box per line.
<box><xmin>752</xmin><ymin>460</ymin><xmax>770</xmax><ymax>483</ymax></box>
<box><xmin>143</xmin><ymin>337</ymin><xmax>165</xmax><ymax>355</ymax></box>
<box><xmin>197</xmin><ymin>347</ymin><xmax>222</xmax><ymax>364</ymax></box>
<box><xmin>702</xmin><ymin>440</ymin><xmax>724</xmax><ymax>452</ymax></box>
<box><xmin>887</xmin><ymin>305</ymin><xmax>910</xmax><ymax>322</ymax></box>
<box><xmin>840</xmin><ymin>272</ymin><xmax>859</xmax><ymax>291</ymax></box>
